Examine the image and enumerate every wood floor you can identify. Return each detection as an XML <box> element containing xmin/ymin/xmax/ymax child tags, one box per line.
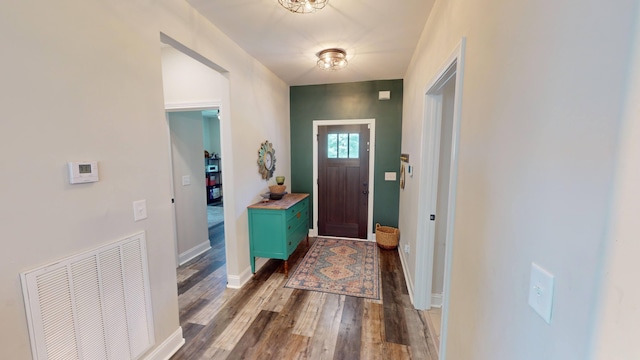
<box><xmin>172</xmin><ymin>230</ymin><xmax>438</xmax><ymax>360</ymax></box>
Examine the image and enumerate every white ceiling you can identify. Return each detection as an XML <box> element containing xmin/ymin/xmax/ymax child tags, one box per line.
<box><xmin>187</xmin><ymin>0</ymin><xmax>435</xmax><ymax>86</ymax></box>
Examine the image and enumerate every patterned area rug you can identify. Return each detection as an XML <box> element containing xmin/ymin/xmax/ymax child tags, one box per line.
<box><xmin>285</xmin><ymin>238</ymin><xmax>380</xmax><ymax>300</ymax></box>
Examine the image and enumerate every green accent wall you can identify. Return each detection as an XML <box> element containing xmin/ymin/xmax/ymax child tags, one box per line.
<box><xmin>290</xmin><ymin>79</ymin><xmax>403</xmax><ymax>229</ymax></box>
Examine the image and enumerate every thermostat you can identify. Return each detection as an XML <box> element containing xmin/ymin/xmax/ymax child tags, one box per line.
<box><xmin>68</xmin><ymin>161</ymin><xmax>99</xmax><ymax>184</ymax></box>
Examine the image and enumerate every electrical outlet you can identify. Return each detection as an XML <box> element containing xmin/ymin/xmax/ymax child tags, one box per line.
<box><xmin>404</xmin><ymin>244</ymin><xmax>410</xmax><ymax>254</ymax></box>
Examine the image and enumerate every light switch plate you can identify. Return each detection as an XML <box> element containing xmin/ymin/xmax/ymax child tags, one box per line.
<box><xmin>133</xmin><ymin>200</ymin><xmax>147</xmax><ymax>221</ymax></box>
<box><xmin>528</xmin><ymin>262</ymin><xmax>555</xmax><ymax>323</ymax></box>
<box><xmin>182</xmin><ymin>175</ymin><xmax>191</xmax><ymax>186</ymax></box>
<box><xmin>385</xmin><ymin>172</ymin><xmax>397</xmax><ymax>181</ymax></box>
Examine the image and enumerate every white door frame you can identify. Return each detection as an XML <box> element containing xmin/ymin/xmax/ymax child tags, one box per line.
<box><xmin>414</xmin><ymin>39</ymin><xmax>466</xmax><ymax>358</ymax></box>
<box><xmin>312</xmin><ymin>119</ymin><xmax>376</xmax><ymax>240</ymax></box>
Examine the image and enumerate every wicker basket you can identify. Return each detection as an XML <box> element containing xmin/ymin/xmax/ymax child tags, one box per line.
<box><xmin>375</xmin><ymin>223</ymin><xmax>399</xmax><ymax>250</ymax></box>
<box><xmin>269</xmin><ymin>185</ymin><xmax>286</xmax><ymax>194</ymax></box>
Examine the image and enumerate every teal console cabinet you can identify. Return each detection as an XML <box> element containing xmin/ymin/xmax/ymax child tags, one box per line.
<box><xmin>248</xmin><ymin>193</ymin><xmax>309</xmax><ymax>277</ymax></box>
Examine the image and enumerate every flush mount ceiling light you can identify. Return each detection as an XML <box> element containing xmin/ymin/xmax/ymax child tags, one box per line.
<box><xmin>278</xmin><ymin>0</ymin><xmax>328</xmax><ymax>14</ymax></box>
<box><xmin>316</xmin><ymin>48</ymin><xmax>348</xmax><ymax>70</ymax></box>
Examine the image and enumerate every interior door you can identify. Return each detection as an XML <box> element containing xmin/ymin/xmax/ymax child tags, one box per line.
<box><xmin>318</xmin><ymin>124</ymin><xmax>370</xmax><ymax>238</ymax></box>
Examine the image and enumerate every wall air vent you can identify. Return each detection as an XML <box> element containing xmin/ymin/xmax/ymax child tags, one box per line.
<box><xmin>20</xmin><ymin>232</ymin><xmax>154</xmax><ymax>359</ymax></box>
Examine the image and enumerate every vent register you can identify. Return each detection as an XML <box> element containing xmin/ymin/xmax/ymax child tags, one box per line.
<box><xmin>20</xmin><ymin>232</ymin><xmax>154</xmax><ymax>360</ymax></box>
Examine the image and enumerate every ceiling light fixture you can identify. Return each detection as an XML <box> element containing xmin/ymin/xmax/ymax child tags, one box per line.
<box><xmin>278</xmin><ymin>0</ymin><xmax>328</xmax><ymax>14</ymax></box>
<box><xmin>316</xmin><ymin>48</ymin><xmax>348</xmax><ymax>70</ymax></box>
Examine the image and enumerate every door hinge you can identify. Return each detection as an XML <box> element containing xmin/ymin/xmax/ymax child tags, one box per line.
<box><xmin>430</xmin><ymin>214</ymin><xmax>435</xmax><ymax>221</ymax></box>
<box><xmin>316</xmin><ymin>133</ymin><xmax>319</xmax><ymax>141</ymax></box>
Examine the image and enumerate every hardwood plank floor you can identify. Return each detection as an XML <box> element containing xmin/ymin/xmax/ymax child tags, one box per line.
<box><xmin>172</xmin><ymin>235</ymin><xmax>437</xmax><ymax>360</ymax></box>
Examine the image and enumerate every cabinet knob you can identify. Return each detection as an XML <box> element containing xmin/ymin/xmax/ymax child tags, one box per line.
<box><xmin>296</xmin><ymin>212</ymin><xmax>301</xmax><ymax>219</ymax></box>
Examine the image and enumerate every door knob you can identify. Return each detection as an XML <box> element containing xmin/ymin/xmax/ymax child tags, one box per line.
<box><xmin>363</xmin><ymin>190</ymin><xmax>369</xmax><ymax>195</ymax></box>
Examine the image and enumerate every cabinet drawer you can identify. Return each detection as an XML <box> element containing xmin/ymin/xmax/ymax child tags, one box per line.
<box><xmin>286</xmin><ymin>198</ymin><xmax>308</xmax><ymax>219</ymax></box>
<box><xmin>287</xmin><ymin>208</ymin><xmax>308</xmax><ymax>230</ymax></box>
<box><xmin>287</xmin><ymin>221</ymin><xmax>308</xmax><ymax>255</ymax></box>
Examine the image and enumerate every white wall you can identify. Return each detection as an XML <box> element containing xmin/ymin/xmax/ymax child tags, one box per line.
<box><xmin>161</xmin><ymin>46</ymin><xmax>226</xmax><ymax>107</ymax></box>
<box><xmin>0</xmin><ymin>0</ymin><xmax>289</xmax><ymax>358</ymax></box>
<box><xmin>208</xmin><ymin>115</ymin><xmax>222</xmax><ymax>157</ymax></box>
<box><xmin>202</xmin><ymin>114</ymin><xmax>222</xmax><ymax>157</ymax></box>
<box><xmin>168</xmin><ymin>112</ymin><xmax>209</xmax><ymax>259</ymax></box>
<box><xmin>399</xmin><ymin>0</ymin><xmax>637</xmax><ymax>359</ymax></box>
<box><xmin>591</xmin><ymin>5</ymin><xmax>640</xmax><ymax>359</ymax></box>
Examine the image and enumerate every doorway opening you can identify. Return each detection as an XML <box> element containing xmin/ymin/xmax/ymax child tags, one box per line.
<box><xmin>312</xmin><ymin>119</ymin><xmax>376</xmax><ymax>240</ymax></box>
<box><xmin>414</xmin><ymin>39</ymin><xmax>466</xmax><ymax>358</ymax></box>
<box><xmin>159</xmin><ymin>34</ymin><xmax>234</xmax><ymax>300</ymax></box>
<box><xmin>167</xmin><ymin>109</ymin><xmax>226</xmax><ymax>282</ymax></box>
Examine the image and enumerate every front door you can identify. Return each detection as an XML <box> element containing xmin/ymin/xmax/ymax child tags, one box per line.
<box><xmin>318</xmin><ymin>124</ymin><xmax>370</xmax><ymax>238</ymax></box>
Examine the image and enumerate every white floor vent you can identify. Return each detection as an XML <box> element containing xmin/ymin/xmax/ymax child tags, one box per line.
<box><xmin>21</xmin><ymin>232</ymin><xmax>155</xmax><ymax>360</ymax></box>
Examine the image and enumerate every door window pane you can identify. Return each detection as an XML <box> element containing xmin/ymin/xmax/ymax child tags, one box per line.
<box><xmin>338</xmin><ymin>134</ymin><xmax>348</xmax><ymax>158</ymax></box>
<box><xmin>327</xmin><ymin>132</ymin><xmax>360</xmax><ymax>159</ymax></box>
<box><xmin>348</xmin><ymin>134</ymin><xmax>359</xmax><ymax>158</ymax></box>
<box><xmin>328</xmin><ymin>134</ymin><xmax>337</xmax><ymax>158</ymax></box>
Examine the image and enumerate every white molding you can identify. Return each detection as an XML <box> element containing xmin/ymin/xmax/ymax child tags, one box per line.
<box><xmin>178</xmin><ymin>240</ymin><xmax>211</xmax><ymax>266</ymax></box>
<box><xmin>312</xmin><ymin>119</ymin><xmax>376</xmax><ymax>240</ymax></box>
<box><xmin>164</xmin><ymin>101</ymin><xmax>222</xmax><ymax>112</ymax></box>
<box><xmin>142</xmin><ymin>327</ymin><xmax>185</xmax><ymax>360</ymax></box>
<box><xmin>412</xmin><ymin>38</ymin><xmax>467</xmax><ymax>360</ymax></box>
<box><xmin>226</xmin><ymin>271</ymin><xmax>245</xmax><ymax>289</ymax></box>
<box><xmin>414</xmin><ymin>90</ymin><xmax>443</xmax><ymax>310</ymax></box>
<box><xmin>309</xmin><ymin>228</ymin><xmax>318</xmax><ymax>237</ymax></box>
<box><xmin>228</xmin><ymin>258</ymin><xmax>269</xmax><ymax>289</ymax></box>
<box><xmin>439</xmin><ymin>38</ymin><xmax>466</xmax><ymax>360</ymax></box>
<box><xmin>431</xmin><ymin>293</ymin><xmax>443</xmax><ymax>308</ymax></box>
<box><xmin>398</xmin><ymin>245</ymin><xmax>415</xmax><ymax>305</ymax></box>
<box><xmin>414</xmin><ymin>39</ymin><xmax>465</xmax><ymax>310</ymax></box>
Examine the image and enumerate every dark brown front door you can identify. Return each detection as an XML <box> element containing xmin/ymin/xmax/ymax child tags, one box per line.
<box><xmin>318</xmin><ymin>124</ymin><xmax>370</xmax><ymax>239</ymax></box>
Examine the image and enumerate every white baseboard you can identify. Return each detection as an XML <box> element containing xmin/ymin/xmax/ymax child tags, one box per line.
<box><xmin>398</xmin><ymin>247</ymin><xmax>415</xmax><ymax>305</ymax></box>
<box><xmin>178</xmin><ymin>240</ymin><xmax>211</xmax><ymax>266</ymax></box>
<box><xmin>309</xmin><ymin>228</ymin><xmax>317</xmax><ymax>237</ymax></box>
<box><xmin>227</xmin><ymin>258</ymin><xmax>268</xmax><ymax>289</ymax></box>
<box><xmin>142</xmin><ymin>327</ymin><xmax>185</xmax><ymax>360</ymax></box>
<box><xmin>431</xmin><ymin>293</ymin><xmax>443</xmax><ymax>308</ymax></box>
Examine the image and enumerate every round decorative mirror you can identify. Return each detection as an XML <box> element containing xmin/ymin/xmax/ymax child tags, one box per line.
<box><xmin>257</xmin><ymin>140</ymin><xmax>276</xmax><ymax>180</ymax></box>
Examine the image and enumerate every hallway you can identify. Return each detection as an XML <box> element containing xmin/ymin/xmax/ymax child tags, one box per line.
<box><xmin>172</xmin><ymin>238</ymin><xmax>437</xmax><ymax>359</ymax></box>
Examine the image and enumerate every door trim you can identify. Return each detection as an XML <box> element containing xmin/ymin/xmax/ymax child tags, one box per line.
<box><xmin>414</xmin><ymin>38</ymin><xmax>466</xmax><ymax>359</ymax></box>
<box><xmin>312</xmin><ymin>119</ymin><xmax>376</xmax><ymax>240</ymax></box>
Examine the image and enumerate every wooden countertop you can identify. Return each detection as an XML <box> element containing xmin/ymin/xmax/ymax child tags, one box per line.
<box><xmin>248</xmin><ymin>193</ymin><xmax>309</xmax><ymax>210</ymax></box>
